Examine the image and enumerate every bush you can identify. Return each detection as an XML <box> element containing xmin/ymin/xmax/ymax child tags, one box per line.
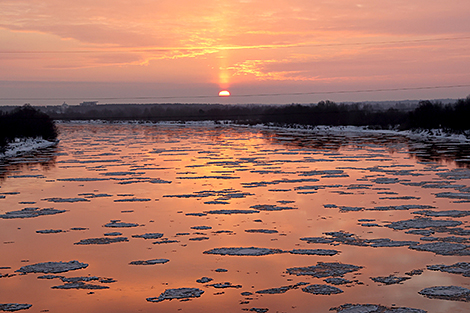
<box><xmin>0</xmin><ymin>104</ymin><xmax>58</xmax><ymax>149</ymax></box>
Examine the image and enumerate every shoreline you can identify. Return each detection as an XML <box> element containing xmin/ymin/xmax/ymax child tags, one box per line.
<box><xmin>57</xmin><ymin>119</ymin><xmax>470</xmax><ymax>143</ymax></box>
<box><xmin>0</xmin><ymin>137</ymin><xmax>58</xmax><ymax>159</ymax></box>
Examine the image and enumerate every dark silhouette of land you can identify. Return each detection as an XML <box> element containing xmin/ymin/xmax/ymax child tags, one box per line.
<box><xmin>0</xmin><ymin>104</ymin><xmax>58</xmax><ymax>151</ymax></box>
<box><xmin>1</xmin><ymin>97</ymin><xmax>469</xmax><ymax>151</ymax></box>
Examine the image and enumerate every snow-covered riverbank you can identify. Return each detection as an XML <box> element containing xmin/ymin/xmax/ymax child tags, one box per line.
<box><xmin>0</xmin><ymin>138</ymin><xmax>58</xmax><ymax>159</ymax></box>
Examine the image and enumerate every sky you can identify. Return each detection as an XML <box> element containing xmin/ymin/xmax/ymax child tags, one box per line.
<box><xmin>1</xmin><ymin>0</ymin><xmax>470</xmax><ymax>105</ymax></box>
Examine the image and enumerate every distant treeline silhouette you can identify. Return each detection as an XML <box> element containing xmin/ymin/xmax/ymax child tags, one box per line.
<box><xmin>40</xmin><ymin>97</ymin><xmax>470</xmax><ymax>132</ymax></box>
<box><xmin>0</xmin><ymin>104</ymin><xmax>58</xmax><ymax>150</ymax></box>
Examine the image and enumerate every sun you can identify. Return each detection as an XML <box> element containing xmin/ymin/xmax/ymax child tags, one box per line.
<box><xmin>218</xmin><ymin>90</ymin><xmax>231</xmax><ymax>97</ymax></box>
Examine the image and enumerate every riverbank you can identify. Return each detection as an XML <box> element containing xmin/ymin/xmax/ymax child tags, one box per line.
<box><xmin>0</xmin><ymin>137</ymin><xmax>58</xmax><ymax>159</ymax></box>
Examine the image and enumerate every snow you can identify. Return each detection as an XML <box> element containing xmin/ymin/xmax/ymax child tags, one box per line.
<box><xmin>0</xmin><ymin>138</ymin><xmax>57</xmax><ymax>159</ymax></box>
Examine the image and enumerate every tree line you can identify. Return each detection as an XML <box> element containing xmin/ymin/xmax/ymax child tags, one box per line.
<box><xmin>1</xmin><ymin>97</ymin><xmax>469</xmax><ymax>151</ymax></box>
<box><xmin>41</xmin><ymin>97</ymin><xmax>470</xmax><ymax>132</ymax></box>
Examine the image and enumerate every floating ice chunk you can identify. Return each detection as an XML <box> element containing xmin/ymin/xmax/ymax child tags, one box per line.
<box><xmin>52</xmin><ymin>282</ymin><xmax>109</xmax><ymax>289</ymax></box>
<box><xmin>409</xmin><ymin>242</ymin><xmax>470</xmax><ymax>256</ymax></box>
<box><xmin>300</xmin><ymin>237</ymin><xmax>335</xmax><ymax>244</ymax></box>
<box><xmin>185</xmin><ymin>213</ymin><xmax>207</xmax><ymax>217</ymax></box>
<box><xmin>100</xmin><ymin>171</ymin><xmax>145</xmax><ymax>176</ymax></box>
<box><xmin>302</xmin><ymin>284</ymin><xmax>343</xmax><ymax>295</ymax></box>
<box><xmin>427</xmin><ymin>262</ymin><xmax>470</xmax><ymax>277</ymax></box>
<box><xmin>132</xmin><ymin>233</ymin><xmax>163</xmax><ymax>239</ymax></box>
<box><xmin>330</xmin><ymin>303</ymin><xmax>427</xmax><ymax>313</ymax></box>
<box><xmin>0</xmin><ymin>207</ymin><xmax>66</xmax><ymax>219</ymax></box>
<box><xmin>338</xmin><ymin>206</ymin><xmax>364</xmax><ymax>212</ymax></box>
<box><xmin>405</xmin><ymin>269</ymin><xmax>424</xmax><ymax>276</ymax></box>
<box><xmin>369</xmin><ymin>204</ymin><xmax>434</xmax><ymax>211</ymax></box>
<box><xmin>412</xmin><ymin>210</ymin><xmax>470</xmax><ymax>218</ymax></box>
<box><xmin>215</xmin><ymin>268</ymin><xmax>228</xmax><ymax>272</ymax></box>
<box><xmin>366</xmin><ymin>239</ymin><xmax>418</xmax><ymax>247</ymax></box>
<box><xmin>149</xmin><ymin>179</ymin><xmax>172</xmax><ymax>184</ymax></box>
<box><xmin>250</xmin><ymin>204</ymin><xmax>296</xmax><ymax>211</ymax></box>
<box><xmin>129</xmin><ymin>259</ymin><xmax>169</xmax><ymax>265</ymax></box>
<box><xmin>386</xmin><ymin>217</ymin><xmax>462</xmax><ymax>230</ymax></box>
<box><xmin>16</xmin><ymin>261</ymin><xmax>88</xmax><ymax>274</ymax></box>
<box><xmin>0</xmin><ymin>303</ymin><xmax>32</xmax><ymax>311</ymax></box>
<box><xmin>419</xmin><ymin>286</ymin><xmax>470</xmax><ymax>301</ymax></box>
<box><xmin>370</xmin><ymin>275</ymin><xmax>411</xmax><ymax>285</ymax></box>
<box><xmin>104</xmin><ymin>220</ymin><xmax>139</xmax><ymax>228</ymax></box>
<box><xmin>7</xmin><ymin>175</ymin><xmax>45</xmax><ymax>179</ymax></box>
<box><xmin>43</xmin><ymin>198</ymin><xmax>90</xmax><ymax>203</ymax></box>
<box><xmin>287</xmin><ymin>262</ymin><xmax>363</xmax><ymax>278</ymax></box>
<box><xmin>245</xmin><ymin>229</ymin><xmax>278</xmax><ymax>234</ymax></box>
<box><xmin>36</xmin><ymin>229</ymin><xmax>64</xmax><ymax>234</ymax></box>
<box><xmin>255</xmin><ymin>282</ymin><xmax>308</xmax><ymax>294</ymax></box>
<box><xmin>152</xmin><ymin>240</ymin><xmax>179</xmax><ymax>244</ymax></box>
<box><xmin>196</xmin><ymin>277</ymin><xmax>213</xmax><ymax>283</ymax></box>
<box><xmin>189</xmin><ymin>236</ymin><xmax>209</xmax><ymax>241</ymax></box>
<box><xmin>371</xmin><ymin>177</ymin><xmax>400</xmax><ymax>184</ymax></box>
<box><xmin>205</xmin><ymin>209</ymin><xmax>260</xmax><ymax>215</ymax></box>
<box><xmin>204</xmin><ymin>247</ymin><xmax>283</xmax><ymax>256</ymax></box>
<box><xmin>113</xmin><ymin>198</ymin><xmax>151</xmax><ymax>202</ymax></box>
<box><xmin>74</xmin><ymin>237</ymin><xmax>129</xmax><ymax>245</ymax></box>
<box><xmin>299</xmin><ymin>170</ymin><xmax>345</xmax><ymax>176</ymax></box>
<box><xmin>208</xmin><ymin>282</ymin><xmax>242</xmax><ymax>289</ymax></box>
<box><xmin>434</xmin><ymin>192</ymin><xmax>470</xmax><ymax>200</ymax></box>
<box><xmin>288</xmin><ymin>249</ymin><xmax>339</xmax><ymax>256</ymax></box>
<box><xmin>58</xmin><ymin>178</ymin><xmax>108</xmax><ymax>182</ymax></box>
<box><xmin>324</xmin><ymin>278</ymin><xmax>352</xmax><ymax>285</ymax></box>
<box><xmin>146</xmin><ymin>287</ymin><xmax>204</xmax><ymax>302</ymax></box>
<box><xmin>245</xmin><ymin>308</ymin><xmax>268</xmax><ymax>313</ymax></box>
<box><xmin>191</xmin><ymin>226</ymin><xmax>212</xmax><ymax>230</ymax></box>
<box><xmin>104</xmin><ymin>232</ymin><xmax>122</xmax><ymax>236</ymax></box>
<box><xmin>438</xmin><ymin>168</ymin><xmax>470</xmax><ymax>180</ymax></box>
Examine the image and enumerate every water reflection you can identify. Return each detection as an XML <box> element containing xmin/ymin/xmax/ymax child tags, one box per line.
<box><xmin>0</xmin><ymin>145</ymin><xmax>57</xmax><ymax>181</ymax></box>
<box><xmin>0</xmin><ymin>122</ymin><xmax>469</xmax><ymax>313</ymax></box>
<box><xmin>261</xmin><ymin>128</ymin><xmax>470</xmax><ymax>167</ymax></box>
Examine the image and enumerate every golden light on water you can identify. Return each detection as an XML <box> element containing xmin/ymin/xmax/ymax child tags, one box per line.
<box><xmin>218</xmin><ymin>90</ymin><xmax>231</xmax><ymax>97</ymax></box>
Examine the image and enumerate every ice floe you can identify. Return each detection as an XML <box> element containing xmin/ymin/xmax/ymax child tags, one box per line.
<box><xmin>0</xmin><ymin>303</ymin><xmax>32</xmax><ymax>311</ymax></box>
<box><xmin>255</xmin><ymin>282</ymin><xmax>308</xmax><ymax>294</ymax></box>
<box><xmin>245</xmin><ymin>229</ymin><xmax>278</xmax><ymax>234</ymax></box>
<box><xmin>419</xmin><ymin>286</ymin><xmax>470</xmax><ymax>301</ymax></box>
<box><xmin>302</xmin><ymin>284</ymin><xmax>343</xmax><ymax>295</ymax></box>
<box><xmin>427</xmin><ymin>262</ymin><xmax>470</xmax><ymax>277</ymax></box>
<box><xmin>16</xmin><ymin>261</ymin><xmax>88</xmax><ymax>274</ymax></box>
<box><xmin>132</xmin><ymin>233</ymin><xmax>164</xmax><ymax>239</ymax></box>
<box><xmin>36</xmin><ymin>229</ymin><xmax>64</xmax><ymax>234</ymax></box>
<box><xmin>288</xmin><ymin>249</ymin><xmax>339</xmax><ymax>256</ymax></box>
<box><xmin>75</xmin><ymin>237</ymin><xmax>129</xmax><ymax>245</ymax></box>
<box><xmin>330</xmin><ymin>304</ymin><xmax>426</xmax><ymax>313</ymax></box>
<box><xmin>386</xmin><ymin>217</ymin><xmax>462</xmax><ymax>230</ymax></box>
<box><xmin>286</xmin><ymin>262</ymin><xmax>363</xmax><ymax>278</ymax></box>
<box><xmin>146</xmin><ymin>287</ymin><xmax>204</xmax><ymax>302</ymax></box>
<box><xmin>208</xmin><ymin>282</ymin><xmax>242</xmax><ymax>289</ymax></box>
<box><xmin>129</xmin><ymin>259</ymin><xmax>169</xmax><ymax>265</ymax></box>
<box><xmin>370</xmin><ymin>275</ymin><xmax>411</xmax><ymax>285</ymax></box>
<box><xmin>204</xmin><ymin>247</ymin><xmax>283</xmax><ymax>256</ymax></box>
<box><xmin>0</xmin><ymin>207</ymin><xmax>66</xmax><ymax>219</ymax></box>
<box><xmin>409</xmin><ymin>242</ymin><xmax>470</xmax><ymax>256</ymax></box>
<box><xmin>196</xmin><ymin>277</ymin><xmax>213</xmax><ymax>283</ymax></box>
<box><xmin>104</xmin><ymin>220</ymin><xmax>139</xmax><ymax>228</ymax></box>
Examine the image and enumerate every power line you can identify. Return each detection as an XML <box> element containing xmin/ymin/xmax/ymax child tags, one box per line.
<box><xmin>0</xmin><ymin>84</ymin><xmax>469</xmax><ymax>102</ymax></box>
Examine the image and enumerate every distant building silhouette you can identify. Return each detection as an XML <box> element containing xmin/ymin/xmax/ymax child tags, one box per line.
<box><xmin>80</xmin><ymin>101</ymin><xmax>98</xmax><ymax>106</ymax></box>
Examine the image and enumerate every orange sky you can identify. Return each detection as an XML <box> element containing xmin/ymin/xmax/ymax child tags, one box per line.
<box><xmin>1</xmin><ymin>0</ymin><xmax>469</xmax><ymax>104</ymax></box>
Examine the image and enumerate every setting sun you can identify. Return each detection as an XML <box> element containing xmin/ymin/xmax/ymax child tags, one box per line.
<box><xmin>218</xmin><ymin>90</ymin><xmax>231</xmax><ymax>97</ymax></box>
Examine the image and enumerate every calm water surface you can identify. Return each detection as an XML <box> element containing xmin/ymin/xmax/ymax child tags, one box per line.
<box><xmin>1</xmin><ymin>122</ymin><xmax>469</xmax><ymax>313</ymax></box>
